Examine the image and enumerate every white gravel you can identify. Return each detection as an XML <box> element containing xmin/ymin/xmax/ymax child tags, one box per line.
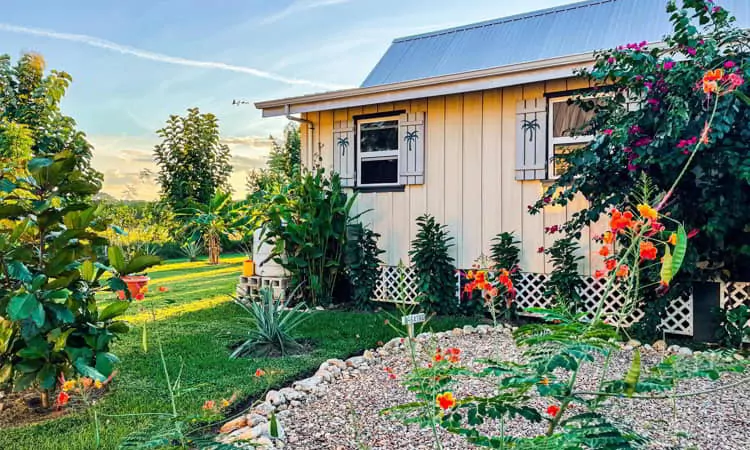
<box><xmin>273</xmin><ymin>328</ymin><xmax>750</xmax><ymax>450</ymax></box>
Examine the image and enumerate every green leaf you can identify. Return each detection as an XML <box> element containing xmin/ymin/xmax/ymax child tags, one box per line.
<box><xmin>7</xmin><ymin>260</ymin><xmax>32</xmax><ymax>283</ymax></box>
<box><xmin>672</xmin><ymin>225</ymin><xmax>688</xmax><ymax>277</ymax></box>
<box><xmin>37</xmin><ymin>364</ymin><xmax>57</xmax><ymax>390</ymax></box>
<box><xmin>108</xmin><ymin>321</ymin><xmax>130</xmax><ymax>334</ymax></box>
<box><xmin>0</xmin><ymin>363</ymin><xmax>12</xmax><ymax>383</ymax></box>
<box><xmin>108</xmin><ymin>246</ymin><xmax>127</xmax><ymax>274</ymax></box>
<box><xmin>74</xmin><ymin>359</ymin><xmax>106</xmax><ymax>381</ymax></box>
<box><xmin>99</xmin><ymin>301</ymin><xmax>130</xmax><ymax>321</ymax></box>
<box><xmin>0</xmin><ymin>204</ymin><xmax>27</xmax><ymax>219</ymax></box>
<box><xmin>123</xmin><ymin>254</ymin><xmax>161</xmax><ymax>275</ymax></box>
<box><xmin>624</xmin><ymin>349</ymin><xmax>641</xmax><ymax>397</ymax></box>
<box><xmin>95</xmin><ymin>352</ymin><xmax>119</xmax><ymax>377</ymax></box>
<box><xmin>80</xmin><ymin>259</ymin><xmax>95</xmax><ymax>282</ymax></box>
<box><xmin>52</xmin><ymin>328</ymin><xmax>74</xmax><ymax>352</ymax></box>
<box><xmin>8</xmin><ymin>293</ymin><xmax>44</xmax><ymax>327</ymax></box>
<box><xmin>27</xmin><ymin>157</ymin><xmax>53</xmax><ymax>172</ymax></box>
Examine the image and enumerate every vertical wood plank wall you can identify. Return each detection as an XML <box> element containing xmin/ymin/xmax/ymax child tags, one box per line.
<box><xmin>300</xmin><ymin>78</ymin><xmax>603</xmax><ymax>274</ymax></box>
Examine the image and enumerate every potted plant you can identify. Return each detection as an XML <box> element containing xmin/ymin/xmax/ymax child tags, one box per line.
<box><xmin>121</xmin><ymin>274</ymin><xmax>150</xmax><ymax>299</ymax></box>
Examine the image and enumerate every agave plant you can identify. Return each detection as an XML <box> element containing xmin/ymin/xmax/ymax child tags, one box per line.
<box><xmin>180</xmin><ymin>239</ymin><xmax>202</xmax><ymax>262</ymax></box>
<box><xmin>230</xmin><ymin>287</ymin><xmax>309</xmax><ymax>358</ymax></box>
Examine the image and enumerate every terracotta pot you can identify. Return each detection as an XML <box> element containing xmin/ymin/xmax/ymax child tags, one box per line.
<box><xmin>242</xmin><ymin>260</ymin><xmax>255</xmax><ymax>277</ymax></box>
<box><xmin>121</xmin><ymin>275</ymin><xmax>150</xmax><ymax>299</ymax></box>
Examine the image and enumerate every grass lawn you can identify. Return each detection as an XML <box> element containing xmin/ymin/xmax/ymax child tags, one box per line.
<box><xmin>0</xmin><ymin>255</ymin><xmax>477</xmax><ymax>450</ymax></box>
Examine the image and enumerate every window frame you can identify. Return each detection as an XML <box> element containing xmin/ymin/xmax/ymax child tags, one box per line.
<box><xmin>547</xmin><ymin>95</ymin><xmax>596</xmax><ymax>180</ymax></box>
<box><xmin>356</xmin><ymin>115</ymin><xmax>402</xmax><ymax>188</ymax></box>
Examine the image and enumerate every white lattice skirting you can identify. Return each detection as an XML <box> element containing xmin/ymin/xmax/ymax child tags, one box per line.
<box><xmin>372</xmin><ymin>266</ymin><xmax>695</xmax><ymax>336</ymax></box>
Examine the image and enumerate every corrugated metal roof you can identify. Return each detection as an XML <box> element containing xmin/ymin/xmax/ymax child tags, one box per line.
<box><xmin>362</xmin><ymin>0</ymin><xmax>750</xmax><ymax>87</ymax></box>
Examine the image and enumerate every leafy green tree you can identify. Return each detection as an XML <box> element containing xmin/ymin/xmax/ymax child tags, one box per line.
<box><xmin>0</xmin><ymin>54</ymin><xmax>159</xmax><ymax>407</ymax></box>
<box><xmin>246</xmin><ymin>122</ymin><xmax>301</xmax><ymax>196</ymax></box>
<box><xmin>154</xmin><ymin>108</ymin><xmax>232</xmax><ymax>210</ymax></box>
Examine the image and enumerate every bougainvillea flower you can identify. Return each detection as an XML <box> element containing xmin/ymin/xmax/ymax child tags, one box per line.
<box><xmin>663</xmin><ymin>61</ymin><xmax>675</xmax><ymax>70</ymax></box>
<box><xmin>254</xmin><ymin>369</ymin><xmax>265</xmax><ymax>377</ymax></box>
<box><xmin>605</xmin><ymin>259</ymin><xmax>617</xmax><ymax>271</ymax></box>
<box><xmin>202</xmin><ymin>400</ymin><xmax>216</xmax><ymax>410</ymax></box>
<box><xmin>687</xmin><ymin>228</ymin><xmax>700</xmax><ymax>239</ymax></box>
<box><xmin>725</xmin><ymin>61</ymin><xmax>736</xmax><ymax>69</ymax></box>
<box><xmin>598</xmin><ymin>246</ymin><xmax>610</xmax><ymax>257</ymax></box>
<box><xmin>639</xmin><ymin>241</ymin><xmax>658</xmax><ymax>260</ymax></box>
<box><xmin>636</xmin><ymin>204</ymin><xmax>658</xmax><ymax>221</ymax></box>
<box><xmin>594</xmin><ymin>270</ymin><xmax>607</xmax><ymax>279</ymax></box>
<box><xmin>602</xmin><ymin>231</ymin><xmax>615</xmax><ymax>244</ymax></box>
<box><xmin>602</xmin><ymin>128</ymin><xmax>614</xmax><ymax>135</ymax></box>
<box><xmin>668</xmin><ymin>233</ymin><xmax>678</xmax><ymax>246</ymax></box>
<box><xmin>547</xmin><ymin>405</ymin><xmax>560</xmax><ymax>417</ymax></box>
<box><xmin>615</xmin><ymin>264</ymin><xmax>630</xmax><ymax>278</ymax></box>
<box><xmin>537</xmin><ymin>246</ymin><xmax>545</xmax><ymax>253</ymax></box>
<box><xmin>158</xmin><ymin>286</ymin><xmax>168</xmax><ymax>292</ymax></box>
<box><xmin>56</xmin><ymin>391</ymin><xmax>70</xmax><ymax>407</ymax></box>
<box><xmin>436</xmin><ymin>392</ymin><xmax>457</xmax><ymax>410</ymax></box>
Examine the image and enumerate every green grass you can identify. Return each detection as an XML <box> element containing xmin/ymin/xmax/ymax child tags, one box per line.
<box><xmin>0</xmin><ymin>256</ymin><xmax>477</xmax><ymax>450</ymax></box>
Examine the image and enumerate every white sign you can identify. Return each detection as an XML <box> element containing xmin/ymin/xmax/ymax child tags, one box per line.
<box><xmin>401</xmin><ymin>313</ymin><xmax>426</xmax><ymax>326</ymax></box>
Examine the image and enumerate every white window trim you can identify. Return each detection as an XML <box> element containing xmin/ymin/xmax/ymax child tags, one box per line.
<box><xmin>357</xmin><ymin>115</ymin><xmax>402</xmax><ymax>187</ymax></box>
<box><xmin>547</xmin><ymin>96</ymin><xmax>595</xmax><ymax>180</ymax></box>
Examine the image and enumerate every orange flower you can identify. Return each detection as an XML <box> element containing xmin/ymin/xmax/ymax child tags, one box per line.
<box><xmin>436</xmin><ymin>392</ymin><xmax>456</xmax><ymax>410</ymax></box>
<box><xmin>668</xmin><ymin>233</ymin><xmax>677</xmax><ymax>246</ymax></box>
<box><xmin>254</xmin><ymin>369</ymin><xmax>265</xmax><ymax>377</ymax></box>
<box><xmin>598</xmin><ymin>246</ymin><xmax>610</xmax><ymax>257</ymax></box>
<box><xmin>540</xmin><ymin>377</ymin><xmax>550</xmax><ymax>386</ymax></box>
<box><xmin>615</xmin><ymin>264</ymin><xmax>630</xmax><ymax>278</ymax></box>
<box><xmin>158</xmin><ymin>286</ymin><xmax>168</xmax><ymax>292</ymax></box>
<box><xmin>610</xmin><ymin>209</ymin><xmax>634</xmax><ymax>233</ymax></box>
<box><xmin>117</xmin><ymin>291</ymin><xmax>126</xmax><ymax>300</ymax></box>
<box><xmin>594</xmin><ymin>270</ymin><xmax>607</xmax><ymax>279</ymax></box>
<box><xmin>80</xmin><ymin>377</ymin><xmax>93</xmax><ymax>389</ymax></box>
<box><xmin>605</xmin><ymin>259</ymin><xmax>617</xmax><ymax>271</ymax></box>
<box><xmin>202</xmin><ymin>400</ymin><xmax>215</xmax><ymax>410</ymax></box>
<box><xmin>61</xmin><ymin>379</ymin><xmax>76</xmax><ymax>392</ymax></box>
<box><xmin>547</xmin><ymin>405</ymin><xmax>560</xmax><ymax>417</ymax></box>
<box><xmin>703</xmin><ymin>80</ymin><xmax>718</xmax><ymax>94</ymax></box>
<box><xmin>636</xmin><ymin>204</ymin><xmax>658</xmax><ymax>221</ymax></box>
<box><xmin>445</xmin><ymin>347</ymin><xmax>461</xmax><ymax>363</ymax></box>
<box><xmin>704</xmin><ymin>68</ymin><xmax>724</xmax><ymax>82</ymax></box>
<box><xmin>433</xmin><ymin>352</ymin><xmax>444</xmax><ymax>362</ymax></box>
<box><xmin>466</xmin><ymin>270</ymin><xmax>475</xmax><ymax>280</ymax></box>
<box><xmin>602</xmin><ymin>231</ymin><xmax>615</xmax><ymax>244</ymax></box>
<box><xmin>639</xmin><ymin>241</ymin><xmax>658</xmax><ymax>260</ymax></box>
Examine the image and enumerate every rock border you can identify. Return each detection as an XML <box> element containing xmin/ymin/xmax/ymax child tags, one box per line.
<box><xmin>217</xmin><ymin>324</ymin><xmax>704</xmax><ymax>449</ymax></box>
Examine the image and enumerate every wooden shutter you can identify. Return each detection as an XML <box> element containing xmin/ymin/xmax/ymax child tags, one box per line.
<box><xmin>398</xmin><ymin>112</ymin><xmax>426</xmax><ymax>185</ymax></box>
<box><xmin>333</xmin><ymin>120</ymin><xmax>355</xmax><ymax>187</ymax></box>
<box><xmin>515</xmin><ymin>98</ymin><xmax>547</xmax><ymax>180</ymax></box>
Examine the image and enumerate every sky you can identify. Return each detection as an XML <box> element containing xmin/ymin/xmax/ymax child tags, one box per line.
<box><xmin>1</xmin><ymin>0</ymin><xmax>574</xmax><ymax>200</ymax></box>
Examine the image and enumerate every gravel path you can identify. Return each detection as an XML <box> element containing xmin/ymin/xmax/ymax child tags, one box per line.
<box><xmin>273</xmin><ymin>327</ymin><xmax>750</xmax><ymax>450</ymax></box>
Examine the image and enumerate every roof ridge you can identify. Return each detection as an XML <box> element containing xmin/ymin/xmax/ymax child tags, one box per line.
<box><xmin>392</xmin><ymin>0</ymin><xmax>617</xmax><ymax>43</ymax></box>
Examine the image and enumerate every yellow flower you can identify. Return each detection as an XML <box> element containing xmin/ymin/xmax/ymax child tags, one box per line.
<box><xmin>668</xmin><ymin>233</ymin><xmax>677</xmax><ymax>246</ymax></box>
<box><xmin>636</xmin><ymin>204</ymin><xmax>658</xmax><ymax>221</ymax></box>
<box><xmin>62</xmin><ymin>380</ymin><xmax>77</xmax><ymax>392</ymax></box>
<box><xmin>220</xmin><ymin>399</ymin><xmax>230</xmax><ymax>408</ymax></box>
<box><xmin>94</xmin><ymin>380</ymin><xmax>103</xmax><ymax>389</ymax></box>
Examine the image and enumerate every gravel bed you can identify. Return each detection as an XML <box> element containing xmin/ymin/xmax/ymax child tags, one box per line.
<box><xmin>272</xmin><ymin>328</ymin><xmax>750</xmax><ymax>450</ymax></box>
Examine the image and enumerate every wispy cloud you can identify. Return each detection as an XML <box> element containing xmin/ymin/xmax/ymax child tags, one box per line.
<box><xmin>260</xmin><ymin>0</ymin><xmax>353</xmax><ymax>25</ymax></box>
<box><xmin>0</xmin><ymin>23</ymin><xmax>351</xmax><ymax>90</ymax></box>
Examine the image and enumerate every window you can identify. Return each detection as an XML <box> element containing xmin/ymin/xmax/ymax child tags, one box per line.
<box><xmin>548</xmin><ymin>96</ymin><xmax>596</xmax><ymax>178</ymax></box>
<box><xmin>357</xmin><ymin>116</ymin><xmax>400</xmax><ymax>187</ymax></box>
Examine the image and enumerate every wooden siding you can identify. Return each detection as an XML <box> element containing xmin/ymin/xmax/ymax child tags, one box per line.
<box><xmin>300</xmin><ymin>78</ymin><xmax>603</xmax><ymax>273</ymax></box>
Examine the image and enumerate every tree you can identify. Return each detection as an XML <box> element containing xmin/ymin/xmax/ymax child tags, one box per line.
<box><xmin>246</xmin><ymin>122</ymin><xmax>301</xmax><ymax>195</ymax></box>
<box><xmin>0</xmin><ymin>53</ymin><xmax>100</xmax><ymax>182</ymax></box>
<box><xmin>0</xmin><ymin>54</ymin><xmax>159</xmax><ymax>406</ymax></box>
<box><xmin>154</xmin><ymin>108</ymin><xmax>232</xmax><ymax>210</ymax></box>
<box><xmin>531</xmin><ymin>0</ymin><xmax>750</xmax><ymax>280</ymax></box>
<box><xmin>181</xmin><ymin>191</ymin><xmax>250</xmax><ymax>264</ymax></box>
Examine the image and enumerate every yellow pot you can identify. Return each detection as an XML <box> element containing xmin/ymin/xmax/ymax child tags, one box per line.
<box><xmin>242</xmin><ymin>260</ymin><xmax>255</xmax><ymax>277</ymax></box>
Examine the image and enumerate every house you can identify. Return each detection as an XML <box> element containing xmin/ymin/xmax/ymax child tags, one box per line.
<box><xmin>256</xmin><ymin>0</ymin><xmax>750</xmax><ymax>337</ymax></box>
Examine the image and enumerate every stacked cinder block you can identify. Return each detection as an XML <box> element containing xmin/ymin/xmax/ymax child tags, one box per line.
<box><xmin>236</xmin><ymin>275</ymin><xmax>289</xmax><ymax>301</ymax></box>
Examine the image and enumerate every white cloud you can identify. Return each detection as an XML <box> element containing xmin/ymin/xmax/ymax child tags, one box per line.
<box><xmin>260</xmin><ymin>0</ymin><xmax>353</xmax><ymax>25</ymax></box>
<box><xmin>0</xmin><ymin>22</ymin><xmax>352</xmax><ymax>90</ymax></box>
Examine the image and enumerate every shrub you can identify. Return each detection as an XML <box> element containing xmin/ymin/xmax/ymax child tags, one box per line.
<box><xmin>544</xmin><ymin>236</ymin><xmax>585</xmax><ymax>312</ymax></box>
<box><xmin>230</xmin><ymin>288</ymin><xmax>308</xmax><ymax>358</ymax></box>
<box><xmin>345</xmin><ymin>223</ymin><xmax>384</xmax><ymax>309</ymax></box>
<box><xmin>263</xmin><ymin>168</ymin><xmax>356</xmax><ymax>306</ymax></box>
<box><xmin>489</xmin><ymin>232</ymin><xmax>522</xmax><ymax>318</ymax></box>
<box><xmin>715</xmin><ymin>304</ymin><xmax>750</xmax><ymax>349</ymax></box>
<box><xmin>410</xmin><ymin>215</ymin><xmax>457</xmax><ymax>315</ymax></box>
<box><xmin>180</xmin><ymin>239</ymin><xmax>203</xmax><ymax>262</ymax></box>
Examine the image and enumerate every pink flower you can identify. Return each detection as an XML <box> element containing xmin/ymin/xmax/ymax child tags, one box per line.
<box><xmin>712</xmin><ymin>6</ymin><xmax>722</xmax><ymax>14</ymax></box>
<box><xmin>724</xmin><ymin>61</ymin><xmax>736</xmax><ymax>69</ymax></box>
<box><xmin>628</xmin><ymin>125</ymin><xmax>643</xmax><ymax>135</ymax></box>
<box><xmin>633</xmin><ymin>136</ymin><xmax>653</xmax><ymax>147</ymax></box>
<box><xmin>647</xmin><ymin>98</ymin><xmax>660</xmax><ymax>107</ymax></box>
<box><xmin>726</xmin><ymin>73</ymin><xmax>744</xmax><ymax>89</ymax></box>
<box><xmin>602</xmin><ymin>128</ymin><xmax>614</xmax><ymax>136</ymax></box>
<box><xmin>663</xmin><ymin>61</ymin><xmax>675</xmax><ymax>70</ymax></box>
<box><xmin>607</xmin><ymin>57</ymin><xmax>616</xmax><ymax>64</ymax></box>
<box><xmin>686</xmin><ymin>47</ymin><xmax>697</xmax><ymax>56</ymax></box>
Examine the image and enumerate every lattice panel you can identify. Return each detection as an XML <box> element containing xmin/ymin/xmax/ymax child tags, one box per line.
<box><xmin>372</xmin><ymin>265</ymin><xmax>420</xmax><ymax>304</ymax></box>
<box><xmin>515</xmin><ymin>272</ymin><xmax>549</xmax><ymax>311</ymax></box>
<box><xmin>720</xmin><ymin>281</ymin><xmax>750</xmax><ymax>342</ymax></box>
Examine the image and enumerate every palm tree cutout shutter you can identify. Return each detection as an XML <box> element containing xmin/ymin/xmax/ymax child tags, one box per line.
<box><xmin>398</xmin><ymin>112</ymin><xmax>426</xmax><ymax>185</ymax></box>
<box><xmin>515</xmin><ymin>97</ymin><xmax>547</xmax><ymax>180</ymax></box>
<box><xmin>333</xmin><ymin>119</ymin><xmax>355</xmax><ymax>187</ymax></box>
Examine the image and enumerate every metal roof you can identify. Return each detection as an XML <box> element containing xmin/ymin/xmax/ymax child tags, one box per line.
<box><xmin>362</xmin><ymin>0</ymin><xmax>750</xmax><ymax>87</ymax></box>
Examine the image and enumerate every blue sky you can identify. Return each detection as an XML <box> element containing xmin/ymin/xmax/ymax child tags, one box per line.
<box><xmin>1</xmin><ymin>0</ymin><xmax>572</xmax><ymax>199</ymax></box>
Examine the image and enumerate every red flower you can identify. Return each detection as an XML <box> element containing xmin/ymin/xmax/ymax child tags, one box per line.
<box><xmin>436</xmin><ymin>392</ymin><xmax>456</xmax><ymax>410</ymax></box>
<box><xmin>254</xmin><ymin>369</ymin><xmax>265</xmax><ymax>377</ymax></box>
<box><xmin>594</xmin><ymin>270</ymin><xmax>607</xmax><ymax>279</ymax></box>
<box><xmin>537</xmin><ymin>246</ymin><xmax>545</xmax><ymax>254</ymax></box>
<box><xmin>610</xmin><ymin>210</ymin><xmax>634</xmax><ymax>233</ymax></box>
<box><xmin>433</xmin><ymin>353</ymin><xmax>443</xmax><ymax>362</ymax></box>
<box><xmin>134</xmin><ymin>293</ymin><xmax>145</xmax><ymax>301</ymax></box>
<box><xmin>602</xmin><ymin>128</ymin><xmax>614</xmax><ymax>135</ymax></box>
<box><xmin>547</xmin><ymin>405</ymin><xmax>560</xmax><ymax>417</ymax></box>
<box><xmin>158</xmin><ymin>286</ymin><xmax>168</xmax><ymax>293</ymax></box>
<box><xmin>615</xmin><ymin>264</ymin><xmax>630</xmax><ymax>279</ymax></box>
<box><xmin>639</xmin><ymin>241</ymin><xmax>658</xmax><ymax>260</ymax></box>
<box><xmin>687</xmin><ymin>228</ymin><xmax>700</xmax><ymax>239</ymax></box>
<box><xmin>56</xmin><ymin>391</ymin><xmax>70</xmax><ymax>408</ymax></box>
<box><xmin>605</xmin><ymin>259</ymin><xmax>617</xmax><ymax>271</ymax></box>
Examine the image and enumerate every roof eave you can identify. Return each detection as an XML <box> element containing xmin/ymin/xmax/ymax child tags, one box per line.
<box><xmin>255</xmin><ymin>52</ymin><xmax>595</xmax><ymax>117</ymax></box>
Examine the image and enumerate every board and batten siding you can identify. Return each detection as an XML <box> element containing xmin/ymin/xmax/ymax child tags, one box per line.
<box><xmin>299</xmin><ymin>79</ymin><xmax>604</xmax><ymax>275</ymax></box>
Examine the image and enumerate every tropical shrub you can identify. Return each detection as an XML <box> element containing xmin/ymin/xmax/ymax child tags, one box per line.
<box><xmin>345</xmin><ymin>223</ymin><xmax>385</xmax><ymax>310</ymax></box>
<box><xmin>231</xmin><ymin>287</ymin><xmax>308</xmax><ymax>358</ymax></box>
<box><xmin>715</xmin><ymin>304</ymin><xmax>750</xmax><ymax>349</ymax></box>
<box><xmin>181</xmin><ymin>191</ymin><xmax>251</xmax><ymax>265</ymax></box>
<box><xmin>530</xmin><ymin>0</ymin><xmax>750</xmax><ymax>280</ymax></box>
<box><xmin>410</xmin><ymin>215</ymin><xmax>457</xmax><ymax>315</ymax></box>
<box><xmin>544</xmin><ymin>236</ymin><xmax>585</xmax><ymax>312</ymax></box>
<box><xmin>180</xmin><ymin>239</ymin><xmax>203</xmax><ymax>262</ymax></box>
<box><xmin>98</xmin><ymin>200</ymin><xmax>178</xmax><ymax>258</ymax></box>
<box><xmin>263</xmin><ymin>168</ymin><xmax>356</xmax><ymax>306</ymax></box>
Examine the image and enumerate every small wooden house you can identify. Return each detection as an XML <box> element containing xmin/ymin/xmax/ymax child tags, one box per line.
<box><xmin>256</xmin><ymin>0</ymin><xmax>750</xmax><ymax>337</ymax></box>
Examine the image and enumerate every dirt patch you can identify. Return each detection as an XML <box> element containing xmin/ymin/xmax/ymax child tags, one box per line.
<box><xmin>0</xmin><ymin>390</ymin><xmax>69</xmax><ymax>429</ymax></box>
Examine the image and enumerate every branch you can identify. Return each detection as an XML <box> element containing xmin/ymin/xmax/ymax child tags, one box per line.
<box><xmin>572</xmin><ymin>376</ymin><xmax>750</xmax><ymax>400</ymax></box>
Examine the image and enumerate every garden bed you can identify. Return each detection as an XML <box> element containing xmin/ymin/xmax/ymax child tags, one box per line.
<box><xmin>263</xmin><ymin>326</ymin><xmax>750</xmax><ymax>450</ymax></box>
